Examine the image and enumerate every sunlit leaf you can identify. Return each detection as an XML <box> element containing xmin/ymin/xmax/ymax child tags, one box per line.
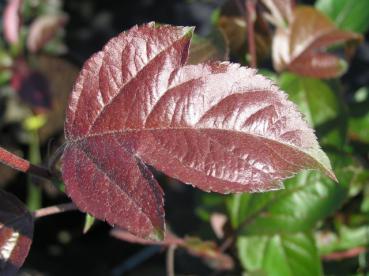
<box><xmin>279</xmin><ymin>73</ymin><xmax>346</xmax><ymax>147</ymax></box>
<box><xmin>316</xmin><ymin>0</ymin><xmax>369</xmax><ymax>34</ymax></box>
<box><xmin>272</xmin><ymin>6</ymin><xmax>362</xmax><ymax>78</ymax></box>
<box><xmin>62</xmin><ymin>22</ymin><xmax>335</xmax><ymax>239</ymax></box>
<box><xmin>227</xmin><ymin>151</ymin><xmax>350</xmax><ymax>235</ymax></box>
<box><xmin>238</xmin><ymin>232</ymin><xmax>322</xmax><ymax>276</ymax></box>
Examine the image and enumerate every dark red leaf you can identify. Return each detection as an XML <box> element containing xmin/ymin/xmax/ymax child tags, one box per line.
<box><xmin>2</xmin><ymin>0</ymin><xmax>22</xmax><ymax>44</ymax></box>
<box><xmin>0</xmin><ymin>189</ymin><xmax>33</xmax><ymax>276</ymax></box>
<box><xmin>272</xmin><ymin>6</ymin><xmax>362</xmax><ymax>78</ymax></box>
<box><xmin>62</xmin><ymin>23</ymin><xmax>335</xmax><ymax>239</ymax></box>
<box><xmin>11</xmin><ymin>59</ymin><xmax>52</xmax><ymax>112</ymax></box>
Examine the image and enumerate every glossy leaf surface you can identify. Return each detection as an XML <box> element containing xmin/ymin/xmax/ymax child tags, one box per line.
<box><xmin>227</xmin><ymin>151</ymin><xmax>350</xmax><ymax>235</ymax></box>
<box><xmin>238</xmin><ymin>232</ymin><xmax>322</xmax><ymax>276</ymax></box>
<box><xmin>62</xmin><ymin>23</ymin><xmax>335</xmax><ymax>239</ymax></box>
<box><xmin>279</xmin><ymin>73</ymin><xmax>346</xmax><ymax>147</ymax></box>
<box><xmin>272</xmin><ymin>7</ymin><xmax>362</xmax><ymax>78</ymax></box>
<box><xmin>0</xmin><ymin>190</ymin><xmax>33</xmax><ymax>276</ymax></box>
<box><xmin>316</xmin><ymin>0</ymin><xmax>369</xmax><ymax>34</ymax></box>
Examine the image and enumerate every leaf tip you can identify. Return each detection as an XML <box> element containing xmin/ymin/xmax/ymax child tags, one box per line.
<box><xmin>328</xmin><ymin>170</ymin><xmax>338</xmax><ymax>183</ymax></box>
<box><xmin>147</xmin><ymin>227</ymin><xmax>165</xmax><ymax>241</ymax></box>
<box><xmin>338</xmin><ymin>59</ymin><xmax>348</xmax><ymax>75</ymax></box>
<box><xmin>184</xmin><ymin>26</ymin><xmax>195</xmax><ymax>38</ymax></box>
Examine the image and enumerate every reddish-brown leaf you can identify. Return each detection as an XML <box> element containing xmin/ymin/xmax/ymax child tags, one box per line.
<box><xmin>0</xmin><ymin>189</ymin><xmax>33</xmax><ymax>276</ymax></box>
<box><xmin>62</xmin><ymin>23</ymin><xmax>335</xmax><ymax>239</ymax></box>
<box><xmin>272</xmin><ymin>6</ymin><xmax>362</xmax><ymax>78</ymax></box>
<box><xmin>188</xmin><ymin>30</ymin><xmax>229</xmax><ymax>65</ymax></box>
<box><xmin>27</xmin><ymin>14</ymin><xmax>68</xmax><ymax>53</ymax></box>
<box><xmin>2</xmin><ymin>0</ymin><xmax>22</xmax><ymax>44</ymax></box>
<box><xmin>260</xmin><ymin>0</ymin><xmax>293</xmax><ymax>27</ymax></box>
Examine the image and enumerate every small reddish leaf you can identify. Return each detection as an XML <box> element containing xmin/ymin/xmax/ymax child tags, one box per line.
<box><xmin>2</xmin><ymin>0</ymin><xmax>22</xmax><ymax>45</ymax></box>
<box><xmin>272</xmin><ymin>6</ymin><xmax>362</xmax><ymax>78</ymax></box>
<box><xmin>27</xmin><ymin>15</ymin><xmax>68</xmax><ymax>53</ymax></box>
<box><xmin>210</xmin><ymin>213</ymin><xmax>227</xmax><ymax>239</ymax></box>
<box><xmin>260</xmin><ymin>0</ymin><xmax>293</xmax><ymax>27</ymax></box>
<box><xmin>62</xmin><ymin>23</ymin><xmax>335</xmax><ymax>239</ymax></box>
<box><xmin>0</xmin><ymin>189</ymin><xmax>33</xmax><ymax>275</ymax></box>
<box><xmin>11</xmin><ymin>59</ymin><xmax>51</xmax><ymax>112</ymax></box>
<box><xmin>188</xmin><ymin>30</ymin><xmax>229</xmax><ymax>65</ymax></box>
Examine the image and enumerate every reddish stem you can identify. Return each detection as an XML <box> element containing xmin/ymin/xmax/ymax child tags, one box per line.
<box><xmin>0</xmin><ymin>146</ymin><xmax>52</xmax><ymax>179</ymax></box>
<box><xmin>246</xmin><ymin>0</ymin><xmax>257</xmax><ymax>67</ymax></box>
<box><xmin>322</xmin><ymin>247</ymin><xmax>366</xmax><ymax>261</ymax></box>
<box><xmin>32</xmin><ymin>202</ymin><xmax>77</xmax><ymax>218</ymax></box>
<box><xmin>291</xmin><ymin>0</ymin><xmax>296</xmax><ymax>9</ymax></box>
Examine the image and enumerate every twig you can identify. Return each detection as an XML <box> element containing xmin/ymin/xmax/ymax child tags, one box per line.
<box><xmin>0</xmin><ymin>146</ymin><xmax>52</xmax><ymax>180</ymax></box>
<box><xmin>32</xmin><ymin>202</ymin><xmax>78</xmax><ymax>218</ymax></box>
<box><xmin>219</xmin><ymin>206</ymin><xmax>267</xmax><ymax>252</ymax></box>
<box><xmin>111</xmin><ymin>246</ymin><xmax>161</xmax><ymax>276</ymax></box>
<box><xmin>291</xmin><ymin>0</ymin><xmax>296</xmax><ymax>9</ymax></box>
<box><xmin>166</xmin><ymin>245</ymin><xmax>177</xmax><ymax>276</ymax></box>
<box><xmin>246</xmin><ymin>0</ymin><xmax>257</xmax><ymax>67</ymax></box>
<box><xmin>48</xmin><ymin>143</ymin><xmax>66</xmax><ymax>179</ymax></box>
<box><xmin>219</xmin><ymin>236</ymin><xmax>235</xmax><ymax>252</ymax></box>
<box><xmin>322</xmin><ymin>247</ymin><xmax>366</xmax><ymax>261</ymax></box>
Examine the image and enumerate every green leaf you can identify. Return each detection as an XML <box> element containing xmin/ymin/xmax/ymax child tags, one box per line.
<box><xmin>316</xmin><ymin>0</ymin><xmax>369</xmax><ymax>33</ymax></box>
<box><xmin>317</xmin><ymin>225</ymin><xmax>369</xmax><ymax>255</ymax></box>
<box><xmin>279</xmin><ymin>73</ymin><xmax>346</xmax><ymax>148</ymax></box>
<box><xmin>227</xmin><ymin>151</ymin><xmax>350</xmax><ymax>235</ymax></box>
<box><xmin>83</xmin><ymin>213</ymin><xmax>95</xmax><ymax>234</ymax></box>
<box><xmin>349</xmin><ymin>87</ymin><xmax>369</xmax><ymax>143</ymax></box>
<box><xmin>238</xmin><ymin>232</ymin><xmax>323</xmax><ymax>276</ymax></box>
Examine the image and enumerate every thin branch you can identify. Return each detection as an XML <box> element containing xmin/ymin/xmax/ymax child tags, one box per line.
<box><xmin>47</xmin><ymin>143</ymin><xmax>66</xmax><ymax>179</ymax></box>
<box><xmin>246</xmin><ymin>0</ymin><xmax>257</xmax><ymax>67</ymax></box>
<box><xmin>219</xmin><ymin>206</ymin><xmax>267</xmax><ymax>252</ymax></box>
<box><xmin>291</xmin><ymin>0</ymin><xmax>296</xmax><ymax>9</ymax></box>
<box><xmin>235</xmin><ymin>0</ymin><xmax>246</xmax><ymax>17</ymax></box>
<box><xmin>166</xmin><ymin>245</ymin><xmax>177</xmax><ymax>276</ymax></box>
<box><xmin>322</xmin><ymin>247</ymin><xmax>366</xmax><ymax>261</ymax></box>
<box><xmin>32</xmin><ymin>202</ymin><xmax>78</xmax><ymax>218</ymax></box>
<box><xmin>0</xmin><ymin>146</ymin><xmax>52</xmax><ymax>179</ymax></box>
<box><xmin>219</xmin><ymin>236</ymin><xmax>235</xmax><ymax>252</ymax></box>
